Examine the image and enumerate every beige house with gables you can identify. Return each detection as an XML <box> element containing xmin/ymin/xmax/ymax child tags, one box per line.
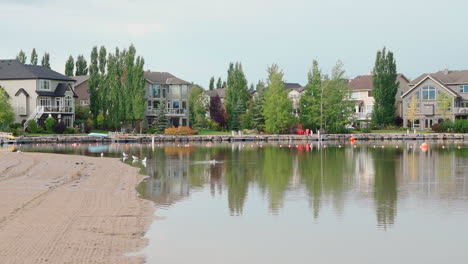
<box><xmin>402</xmin><ymin>69</ymin><xmax>468</xmax><ymax>129</ymax></box>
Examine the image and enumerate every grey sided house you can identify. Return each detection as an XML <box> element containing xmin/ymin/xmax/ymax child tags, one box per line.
<box><xmin>0</xmin><ymin>60</ymin><xmax>77</xmax><ymax>129</ymax></box>
<box><xmin>402</xmin><ymin>69</ymin><xmax>468</xmax><ymax>129</ymax></box>
<box><xmin>144</xmin><ymin>71</ymin><xmax>192</xmax><ymax>127</ymax></box>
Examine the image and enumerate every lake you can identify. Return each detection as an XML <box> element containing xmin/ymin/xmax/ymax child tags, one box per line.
<box><xmin>7</xmin><ymin>141</ymin><xmax>468</xmax><ymax>263</ymax></box>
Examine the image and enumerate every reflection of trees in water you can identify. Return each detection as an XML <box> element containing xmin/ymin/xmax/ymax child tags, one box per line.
<box><xmin>299</xmin><ymin>148</ymin><xmax>353</xmax><ymax>219</ymax></box>
<box><xmin>372</xmin><ymin>148</ymin><xmax>399</xmax><ymax>229</ymax></box>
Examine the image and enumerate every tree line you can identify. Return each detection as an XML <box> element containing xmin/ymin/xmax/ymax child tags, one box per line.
<box><xmin>16</xmin><ymin>49</ymin><xmax>50</xmax><ymax>68</ymax></box>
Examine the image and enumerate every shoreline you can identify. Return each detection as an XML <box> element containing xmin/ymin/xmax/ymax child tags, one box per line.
<box><xmin>5</xmin><ymin>132</ymin><xmax>468</xmax><ymax>144</ymax></box>
<box><xmin>0</xmin><ymin>152</ymin><xmax>154</xmax><ymax>264</ymax></box>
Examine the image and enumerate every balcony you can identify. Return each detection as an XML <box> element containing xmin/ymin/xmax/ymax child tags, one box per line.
<box><xmin>39</xmin><ymin>106</ymin><xmax>74</xmax><ymax>113</ymax></box>
<box><xmin>354</xmin><ymin>112</ymin><xmax>371</xmax><ymax>120</ymax></box>
<box><xmin>454</xmin><ymin>107</ymin><xmax>468</xmax><ymax>115</ymax></box>
<box><xmin>147</xmin><ymin>108</ymin><xmax>187</xmax><ymax>116</ymax></box>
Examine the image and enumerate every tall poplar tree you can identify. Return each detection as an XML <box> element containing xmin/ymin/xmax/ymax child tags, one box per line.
<box><xmin>41</xmin><ymin>53</ymin><xmax>50</xmax><ymax>68</ymax></box>
<box><xmin>372</xmin><ymin>47</ymin><xmax>399</xmax><ymax>127</ymax></box>
<box><xmin>16</xmin><ymin>50</ymin><xmax>27</xmax><ymax>63</ymax></box>
<box><xmin>0</xmin><ymin>86</ymin><xmax>15</xmax><ymax>127</ymax></box>
<box><xmin>224</xmin><ymin>62</ymin><xmax>249</xmax><ymax>130</ymax></box>
<box><xmin>263</xmin><ymin>64</ymin><xmax>294</xmax><ymax>133</ymax></box>
<box><xmin>30</xmin><ymin>49</ymin><xmax>38</xmax><ymax>65</ymax></box>
<box><xmin>209</xmin><ymin>77</ymin><xmax>215</xmax><ymax>90</ymax></box>
<box><xmin>216</xmin><ymin>77</ymin><xmax>222</xmax><ymax>89</ymax></box>
<box><xmin>65</xmin><ymin>55</ymin><xmax>74</xmax><ymax>76</ymax></box>
<box><xmin>299</xmin><ymin>60</ymin><xmax>322</xmax><ymax>130</ymax></box>
<box><xmin>88</xmin><ymin>47</ymin><xmax>100</xmax><ymax>125</ymax></box>
<box><xmin>75</xmin><ymin>55</ymin><xmax>88</xmax><ymax>75</ymax></box>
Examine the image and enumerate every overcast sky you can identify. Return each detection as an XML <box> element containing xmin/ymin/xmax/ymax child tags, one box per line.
<box><xmin>1</xmin><ymin>0</ymin><xmax>467</xmax><ymax>88</ymax></box>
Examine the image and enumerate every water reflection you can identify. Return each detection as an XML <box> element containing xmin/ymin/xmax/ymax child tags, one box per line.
<box><xmin>10</xmin><ymin>142</ymin><xmax>468</xmax><ymax>229</ymax></box>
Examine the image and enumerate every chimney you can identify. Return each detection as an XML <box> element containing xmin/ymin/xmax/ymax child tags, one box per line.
<box><xmin>444</xmin><ymin>65</ymin><xmax>449</xmax><ymax>75</ymax></box>
<box><xmin>368</xmin><ymin>71</ymin><xmax>372</xmax><ymax>76</ymax></box>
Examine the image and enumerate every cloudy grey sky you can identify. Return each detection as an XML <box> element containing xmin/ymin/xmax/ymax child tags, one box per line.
<box><xmin>1</xmin><ymin>0</ymin><xmax>467</xmax><ymax>87</ymax></box>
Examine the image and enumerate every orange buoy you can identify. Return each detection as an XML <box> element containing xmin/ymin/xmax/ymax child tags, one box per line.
<box><xmin>349</xmin><ymin>137</ymin><xmax>355</xmax><ymax>143</ymax></box>
<box><xmin>421</xmin><ymin>142</ymin><xmax>429</xmax><ymax>152</ymax></box>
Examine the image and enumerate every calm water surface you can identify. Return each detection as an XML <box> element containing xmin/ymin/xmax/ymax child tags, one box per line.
<box><xmin>6</xmin><ymin>141</ymin><xmax>468</xmax><ymax>263</ymax></box>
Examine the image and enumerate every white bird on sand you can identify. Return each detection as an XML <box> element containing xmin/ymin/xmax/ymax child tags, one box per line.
<box><xmin>142</xmin><ymin>157</ymin><xmax>147</xmax><ymax>162</ymax></box>
<box><xmin>210</xmin><ymin>159</ymin><xmax>216</xmax><ymax>164</ymax></box>
<box><xmin>132</xmin><ymin>155</ymin><xmax>139</xmax><ymax>160</ymax></box>
<box><xmin>100</xmin><ymin>153</ymin><xmax>104</xmax><ymax>158</ymax></box>
<box><xmin>122</xmin><ymin>156</ymin><xmax>128</xmax><ymax>162</ymax></box>
<box><xmin>123</xmin><ymin>152</ymin><xmax>128</xmax><ymax>158</ymax></box>
<box><xmin>16</xmin><ymin>150</ymin><xmax>22</xmax><ymax>153</ymax></box>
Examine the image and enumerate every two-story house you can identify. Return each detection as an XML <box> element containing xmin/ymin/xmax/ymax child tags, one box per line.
<box><xmin>144</xmin><ymin>71</ymin><xmax>192</xmax><ymax>127</ymax></box>
<box><xmin>402</xmin><ymin>69</ymin><xmax>468</xmax><ymax>129</ymax></box>
<box><xmin>72</xmin><ymin>75</ymin><xmax>90</xmax><ymax>106</ymax></box>
<box><xmin>285</xmin><ymin>83</ymin><xmax>304</xmax><ymax>116</ymax></box>
<box><xmin>348</xmin><ymin>73</ymin><xmax>410</xmax><ymax>125</ymax></box>
<box><xmin>0</xmin><ymin>60</ymin><xmax>77</xmax><ymax>128</ymax></box>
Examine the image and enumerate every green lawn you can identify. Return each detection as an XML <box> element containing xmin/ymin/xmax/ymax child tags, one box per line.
<box><xmin>198</xmin><ymin>130</ymin><xmax>231</xmax><ymax>135</ymax></box>
<box><xmin>90</xmin><ymin>129</ymin><xmax>110</xmax><ymax>134</ymax></box>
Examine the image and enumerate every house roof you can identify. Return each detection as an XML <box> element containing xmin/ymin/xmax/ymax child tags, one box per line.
<box><xmin>284</xmin><ymin>83</ymin><xmax>303</xmax><ymax>91</ymax></box>
<box><xmin>0</xmin><ymin>59</ymin><xmax>76</xmax><ymax>82</ymax></box>
<box><xmin>348</xmin><ymin>74</ymin><xmax>408</xmax><ymax>91</ymax></box>
<box><xmin>36</xmin><ymin>83</ymin><xmax>78</xmax><ymax>97</ymax></box>
<box><xmin>402</xmin><ymin>75</ymin><xmax>459</xmax><ymax>98</ymax></box>
<box><xmin>144</xmin><ymin>71</ymin><xmax>191</xmax><ymax>85</ymax></box>
<box><xmin>72</xmin><ymin>75</ymin><xmax>89</xmax><ymax>86</ymax></box>
<box><xmin>410</xmin><ymin>70</ymin><xmax>468</xmax><ymax>86</ymax></box>
<box><xmin>205</xmin><ymin>87</ymin><xmax>226</xmax><ymax>98</ymax></box>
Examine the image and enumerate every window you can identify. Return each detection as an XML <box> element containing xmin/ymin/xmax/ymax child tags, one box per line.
<box><xmin>367</xmin><ymin>91</ymin><xmax>373</xmax><ymax>97</ymax></box>
<box><xmin>147</xmin><ymin>100</ymin><xmax>152</xmax><ymax>110</ymax></box>
<box><xmin>167</xmin><ymin>100</ymin><xmax>171</xmax><ymax>109</ymax></box>
<box><xmin>38</xmin><ymin>97</ymin><xmax>51</xmax><ymax>107</ymax></box>
<box><xmin>173</xmin><ymin>100</ymin><xmax>180</xmax><ymax>109</ymax></box>
<box><xmin>153</xmin><ymin>101</ymin><xmax>160</xmax><ymax>109</ymax></box>
<box><xmin>182</xmin><ymin>100</ymin><xmax>187</xmax><ymax>109</ymax></box>
<box><xmin>422</xmin><ymin>86</ymin><xmax>436</xmax><ymax>100</ymax></box>
<box><xmin>39</xmin><ymin>80</ymin><xmax>50</xmax><ymax>90</ymax></box>
<box><xmin>162</xmin><ymin>87</ymin><xmax>167</xmax><ymax>98</ymax></box>
<box><xmin>80</xmin><ymin>99</ymin><xmax>88</xmax><ymax>106</ymax></box>
<box><xmin>182</xmin><ymin>118</ymin><xmax>187</xmax><ymax>126</ymax></box>
<box><xmin>460</xmin><ymin>85</ymin><xmax>468</xmax><ymax>93</ymax></box>
<box><xmin>153</xmin><ymin>85</ymin><xmax>161</xmax><ymax>97</ymax></box>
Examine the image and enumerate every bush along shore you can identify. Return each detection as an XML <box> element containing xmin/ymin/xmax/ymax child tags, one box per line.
<box><xmin>6</xmin><ymin>133</ymin><xmax>468</xmax><ymax>144</ymax></box>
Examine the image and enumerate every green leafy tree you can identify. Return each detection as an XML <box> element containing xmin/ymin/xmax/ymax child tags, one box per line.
<box><xmin>26</xmin><ymin>120</ymin><xmax>38</xmax><ymax>133</ymax></box>
<box><xmin>224</xmin><ymin>62</ymin><xmax>250</xmax><ymax>130</ymax></box>
<box><xmin>41</xmin><ymin>53</ymin><xmax>50</xmax><ymax>69</ymax></box>
<box><xmin>0</xmin><ymin>87</ymin><xmax>15</xmax><ymax>127</ymax></box>
<box><xmin>209</xmin><ymin>77</ymin><xmax>215</xmax><ymax>90</ymax></box>
<box><xmin>321</xmin><ymin>61</ymin><xmax>354</xmax><ymax>133</ymax></box>
<box><xmin>153</xmin><ymin>102</ymin><xmax>170</xmax><ymax>134</ymax></box>
<box><xmin>437</xmin><ymin>92</ymin><xmax>452</xmax><ymax>121</ymax></box>
<box><xmin>372</xmin><ymin>47</ymin><xmax>399</xmax><ymax>127</ymax></box>
<box><xmin>45</xmin><ymin>117</ymin><xmax>57</xmax><ymax>132</ymax></box>
<box><xmin>16</xmin><ymin>50</ymin><xmax>27</xmax><ymax>63</ymax></box>
<box><xmin>65</xmin><ymin>55</ymin><xmax>74</xmax><ymax>76</ymax></box>
<box><xmin>263</xmin><ymin>64</ymin><xmax>295</xmax><ymax>133</ymax></box>
<box><xmin>299</xmin><ymin>60</ymin><xmax>322</xmax><ymax>130</ymax></box>
<box><xmin>189</xmin><ymin>86</ymin><xmax>208</xmax><ymax>129</ymax></box>
<box><xmin>75</xmin><ymin>55</ymin><xmax>88</xmax><ymax>75</ymax></box>
<box><xmin>216</xmin><ymin>77</ymin><xmax>222</xmax><ymax>89</ymax></box>
<box><xmin>125</xmin><ymin>45</ymin><xmax>146</xmax><ymax>131</ymax></box>
<box><xmin>406</xmin><ymin>95</ymin><xmax>418</xmax><ymax>129</ymax></box>
<box><xmin>88</xmin><ymin>47</ymin><xmax>100</xmax><ymax>125</ymax></box>
<box><xmin>41</xmin><ymin>52</ymin><xmax>50</xmax><ymax>69</ymax></box>
<box><xmin>251</xmin><ymin>89</ymin><xmax>265</xmax><ymax>131</ymax></box>
<box><xmin>30</xmin><ymin>49</ymin><xmax>38</xmax><ymax>65</ymax></box>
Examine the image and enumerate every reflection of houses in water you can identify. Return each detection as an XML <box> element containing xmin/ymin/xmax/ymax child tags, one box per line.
<box><xmin>141</xmin><ymin>156</ymin><xmax>191</xmax><ymax>208</ymax></box>
<box><xmin>351</xmin><ymin>148</ymin><xmax>375</xmax><ymax>194</ymax></box>
<box><xmin>400</xmin><ymin>144</ymin><xmax>468</xmax><ymax>199</ymax></box>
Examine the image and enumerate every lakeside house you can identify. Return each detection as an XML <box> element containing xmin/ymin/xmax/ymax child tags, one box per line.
<box><xmin>401</xmin><ymin>69</ymin><xmax>468</xmax><ymax>129</ymax></box>
<box><xmin>205</xmin><ymin>87</ymin><xmax>226</xmax><ymax>104</ymax></box>
<box><xmin>0</xmin><ymin>60</ymin><xmax>77</xmax><ymax>128</ymax></box>
<box><xmin>348</xmin><ymin>73</ymin><xmax>410</xmax><ymax>125</ymax></box>
<box><xmin>144</xmin><ymin>71</ymin><xmax>192</xmax><ymax>127</ymax></box>
<box><xmin>72</xmin><ymin>75</ymin><xmax>90</xmax><ymax>106</ymax></box>
<box><xmin>285</xmin><ymin>83</ymin><xmax>304</xmax><ymax>116</ymax></box>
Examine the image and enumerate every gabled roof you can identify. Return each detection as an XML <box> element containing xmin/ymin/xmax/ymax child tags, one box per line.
<box><xmin>348</xmin><ymin>74</ymin><xmax>409</xmax><ymax>91</ymax></box>
<box><xmin>0</xmin><ymin>60</ymin><xmax>75</xmax><ymax>82</ymax></box>
<box><xmin>410</xmin><ymin>70</ymin><xmax>468</xmax><ymax>85</ymax></box>
<box><xmin>284</xmin><ymin>83</ymin><xmax>303</xmax><ymax>91</ymax></box>
<box><xmin>72</xmin><ymin>75</ymin><xmax>89</xmax><ymax>86</ymax></box>
<box><xmin>205</xmin><ymin>87</ymin><xmax>226</xmax><ymax>98</ymax></box>
<box><xmin>402</xmin><ymin>75</ymin><xmax>459</xmax><ymax>98</ymax></box>
<box><xmin>144</xmin><ymin>71</ymin><xmax>191</xmax><ymax>85</ymax></box>
<box><xmin>36</xmin><ymin>83</ymin><xmax>78</xmax><ymax>97</ymax></box>
<box><xmin>14</xmin><ymin>88</ymin><xmax>30</xmax><ymax>97</ymax></box>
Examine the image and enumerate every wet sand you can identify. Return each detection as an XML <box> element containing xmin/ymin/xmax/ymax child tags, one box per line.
<box><xmin>0</xmin><ymin>152</ymin><xmax>153</xmax><ymax>264</ymax></box>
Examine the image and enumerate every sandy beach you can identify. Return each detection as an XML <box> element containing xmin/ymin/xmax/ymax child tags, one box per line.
<box><xmin>0</xmin><ymin>152</ymin><xmax>153</xmax><ymax>264</ymax></box>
